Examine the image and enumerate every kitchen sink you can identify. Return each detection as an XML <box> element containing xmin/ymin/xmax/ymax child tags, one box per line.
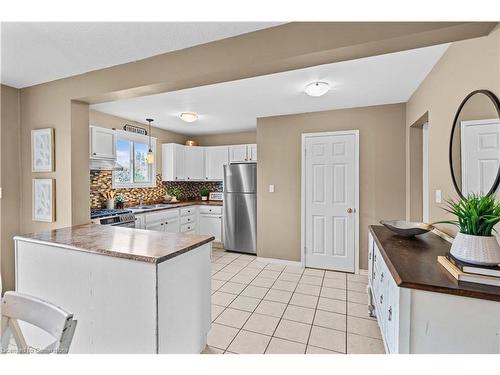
<box><xmin>131</xmin><ymin>204</ymin><xmax>174</xmax><ymax>210</ymax></box>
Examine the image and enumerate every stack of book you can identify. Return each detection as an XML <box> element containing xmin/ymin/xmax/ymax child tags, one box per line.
<box><xmin>438</xmin><ymin>253</ymin><xmax>500</xmax><ymax>287</ymax></box>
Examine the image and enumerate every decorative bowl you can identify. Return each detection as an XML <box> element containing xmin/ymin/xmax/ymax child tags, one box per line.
<box><xmin>380</xmin><ymin>220</ymin><xmax>434</xmax><ymax>237</ymax></box>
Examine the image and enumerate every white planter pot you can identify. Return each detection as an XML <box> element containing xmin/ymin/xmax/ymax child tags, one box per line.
<box><xmin>450</xmin><ymin>232</ymin><xmax>500</xmax><ymax>266</ymax></box>
<box><xmin>201</xmin><ymin>196</ymin><xmax>208</xmax><ymax>201</ymax></box>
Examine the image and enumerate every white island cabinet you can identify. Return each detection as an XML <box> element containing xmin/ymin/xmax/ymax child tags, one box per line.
<box><xmin>14</xmin><ymin>224</ymin><xmax>214</xmax><ymax>354</ymax></box>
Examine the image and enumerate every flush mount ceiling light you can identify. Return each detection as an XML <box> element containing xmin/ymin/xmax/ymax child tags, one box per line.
<box><xmin>180</xmin><ymin>112</ymin><xmax>198</xmax><ymax>123</ymax></box>
<box><xmin>304</xmin><ymin>81</ymin><xmax>330</xmax><ymax>97</ymax></box>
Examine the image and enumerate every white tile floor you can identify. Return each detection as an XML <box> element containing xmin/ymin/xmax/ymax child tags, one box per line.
<box><xmin>203</xmin><ymin>249</ymin><xmax>385</xmax><ymax>354</ymax></box>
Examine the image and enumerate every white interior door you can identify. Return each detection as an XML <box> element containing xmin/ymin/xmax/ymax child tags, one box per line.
<box><xmin>461</xmin><ymin>119</ymin><xmax>500</xmax><ymax>195</ymax></box>
<box><xmin>303</xmin><ymin>132</ymin><xmax>358</xmax><ymax>272</ymax></box>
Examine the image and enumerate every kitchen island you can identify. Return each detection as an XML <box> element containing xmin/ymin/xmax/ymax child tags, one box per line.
<box><xmin>14</xmin><ymin>224</ymin><xmax>214</xmax><ymax>353</ymax></box>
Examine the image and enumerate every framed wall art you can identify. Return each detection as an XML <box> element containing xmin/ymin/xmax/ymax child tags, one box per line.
<box><xmin>32</xmin><ymin>179</ymin><xmax>55</xmax><ymax>222</ymax></box>
<box><xmin>31</xmin><ymin>128</ymin><xmax>54</xmax><ymax>172</ymax></box>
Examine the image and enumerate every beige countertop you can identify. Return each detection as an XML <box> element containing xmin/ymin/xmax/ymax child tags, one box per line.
<box><xmin>14</xmin><ymin>224</ymin><xmax>214</xmax><ymax>264</ymax></box>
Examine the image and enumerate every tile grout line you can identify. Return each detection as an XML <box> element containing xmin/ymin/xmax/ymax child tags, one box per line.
<box><xmin>217</xmin><ymin>258</ymin><xmax>272</xmax><ymax>353</ymax></box>
<box><xmin>345</xmin><ymin>275</ymin><xmax>349</xmax><ymax>353</ymax></box>
<box><xmin>261</xmin><ymin>265</ymin><xmax>303</xmax><ymax>354</ymax></box>
<box><xmin>211</xmin><ymin>255</ymin><xmax>378</xmax><ymax>354</ymax></box>
<box><xmin>304</xmin><ymin>271</ymin><xmax>326</xmax><ymax>353</ymax></box>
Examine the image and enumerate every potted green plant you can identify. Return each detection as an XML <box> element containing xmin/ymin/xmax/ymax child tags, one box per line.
<box><xmin>200</xmin><ymin>188</ymin><xmax>210</xmax><ymax>201</ymax></box>
<box><xmin>168</xmin><ymin>187</ymin><xmax>181</xmax><ymax>203</ymax></box>
<box><xmin>115</xmin><ymin>194</ymin><xmax>125</xmax><ymax>209</ymax></box>
<box><xmin>437</xmin><ymin>194</ymin><xmax>500</xmax><ymax>265</ymax></box>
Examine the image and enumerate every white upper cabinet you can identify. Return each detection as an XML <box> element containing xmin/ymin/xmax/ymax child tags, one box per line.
<box><xmin>205</xmin><ymin>146</ymin><xmax>229</xmax><ymax>180</ymax></box>
<box><xmin>162</xmin><ymin>143</ymin><xmax>256</xmax><ymax>181</ymax></box>
<box><xmin>229</xmin><ymin>144</ymin><xmax>257</xmax><ymax>163</ymax></box>
<box><xmin>184</xmin><ymin>146</ymin><xmax>205</xmax><ymax>180</ymax></box>
<box><xmin>90</xmin><ymin>126</ymin><xmax>116</xmax><ymax>159</ymax></box>
<box><xmin>162</xmin><ymin>143</ymin><xmax>185</xmax><ymax>181</ymax></box>
<box><xmin>248</xmin><ymin>144</ymin><xmax>257</xmax><ymax>162</ymax></box>
<box><xmin>229</xmin><ymin>145</ymin><xmax>249</xmax><ymax>162</ymax></box>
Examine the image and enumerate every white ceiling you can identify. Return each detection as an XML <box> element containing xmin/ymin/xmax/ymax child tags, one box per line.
<box><xmin>0</xmin><ymin>22</ymin><xmax>283</xmax><ymax>88</ymax></box>
<box><xmin>91</xmin><ymin>44</ymin><xmax>449</xmax><ymax>136</ymax></box>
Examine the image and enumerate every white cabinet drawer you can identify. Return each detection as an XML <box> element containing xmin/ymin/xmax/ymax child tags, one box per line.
<box><xmin>180</xmin><ymin>206</ymin><xmax>196</xmax><ymax>217</ymax></box>
<box><xmin>199</xmin><ymin>205</ymin><xmax>222</xmax><ymax>215</ymax></box>
<box><xmin>145</xmin><ymin>209</ymin><xmax>179</xmax><ymax>225</ymax></box>
<box><xmin>180</xmin><ymin>215</ymin><xmax>196</xmax><ymax>225</ymax></box>
<box><xmin>370</xmin><ymin>237</ymin><xmax>399</xmax><ymax>354</ymax></box>
<box><xmin>180</xmin><ymin>223</ymin><xmax>196</xmax><ymax>233</ymax></box>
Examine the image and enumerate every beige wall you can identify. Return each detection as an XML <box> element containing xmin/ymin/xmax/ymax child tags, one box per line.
<box><xmin>0</xmin><ymin>85</ymin><xmax>21</xmax><ymax>291</ymax></box>
<box><xmin>2</xmin><ymin>22</ymin><xmax>494</xmax><ymax>288</ymax></box>
<box><xmin>193</xmin><ymin>131</ymin><xmax>256</xmax><ymax>146</ymax></box>
<box><xmin>257</xmin><ymin>104</ymin><xmax>406</xmax><ymax>269</ymax></box>
<box><xmin>406</xmin><ymin>26</ymin><xmax>500</xmax><ymax>234</ymax></box>
<box><xmin>89</xmin><ymin>110</ymin><xmax>188</xmax><ymax>173</ymax></box>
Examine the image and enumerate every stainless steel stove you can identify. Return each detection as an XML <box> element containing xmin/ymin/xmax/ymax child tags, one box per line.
<box><xmin>90</xmin><ymin>209</ymin><xmax>136</xmax><ymax>228</ymax></box>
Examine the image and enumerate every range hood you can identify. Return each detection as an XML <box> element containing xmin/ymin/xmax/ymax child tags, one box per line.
<box><xmin>90</xmin><ymin>159</ymin><xmax>124</xmax><ymax>171</ymax></box>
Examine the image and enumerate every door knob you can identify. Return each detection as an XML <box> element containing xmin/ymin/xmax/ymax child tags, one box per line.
<box><xmin>347</xmin><ymin>208</ymin><xmax>353</xmax><ymax>213</ymax></box>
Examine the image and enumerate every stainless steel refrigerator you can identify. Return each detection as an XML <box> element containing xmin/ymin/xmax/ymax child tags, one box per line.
<box><xmin>223</xmin><ymin>163</ymin><xmax>257</xmax><ymax>254</ymax></box>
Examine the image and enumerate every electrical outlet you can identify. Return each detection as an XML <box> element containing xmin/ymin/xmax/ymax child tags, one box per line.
<box><xmin>435</xmin><ymin>189</ymin><xmax>442</xmax><ymax>204</ymax></box>
<box><xmin>269</xmin><ymin>184</ymin><xmax>275</xmax><ymax>193</ymax></box>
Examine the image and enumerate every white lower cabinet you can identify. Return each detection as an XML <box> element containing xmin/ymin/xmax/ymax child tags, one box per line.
<box><xmin>135</xmin><ymin>205</ymin><xmax>223</xmax><ymax>243</ymax></box>
<box><xmin>198</xmin><ymin>206</ymin><xmax>222</xmax><ymax>242</ymax></box>
<box><xmin>136</xmin><ymin>209</ymin><xmax>180</xmax><ymax>233</ymax></box>
<box><xmin>368</xmin><ymin>231</ymin><xmax>500</xmax><ymax>354</ymax></box>
<box><xmin>199</xmin><ymin>214</ymin><xmax>222</xmax><ymax>242</ymax></box>
<box><xmin>368</xmin><ymin>232</ymin><xmax>409</xmax><ymax>354</ymax></box>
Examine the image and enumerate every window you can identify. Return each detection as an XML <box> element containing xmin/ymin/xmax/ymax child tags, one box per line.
<box><xmin>113</xmin><ymin>132</ymin><xmax>156</xmax><ymax>188</ymax></box>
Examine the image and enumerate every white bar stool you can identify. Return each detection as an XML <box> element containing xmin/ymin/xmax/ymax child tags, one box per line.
<box><xmin>1</xmin><ymin>291</ymin><xmax>77</xmax><ymax>354</ymax></box>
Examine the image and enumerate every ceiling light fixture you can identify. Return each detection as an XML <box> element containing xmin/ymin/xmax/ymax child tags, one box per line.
<box><xmin>304</xmin><ymin>81</ymin><xmax>330</xmax><ymax>97</ymax></box>
<box><xmin>180</xmin><ymin>112</ymin><xmax>198</xmax><ymax>123</ymax></box>
<box><xmin>146</xmin><ymin>118</ymin><xmax>154</xmax><ymax>164</ymax></box>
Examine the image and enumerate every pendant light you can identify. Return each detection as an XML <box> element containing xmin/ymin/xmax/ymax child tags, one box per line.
<box><xmin>146</xmin><ymin>118</ymin><xmax>154</xmax><ymax>164</ymax></box>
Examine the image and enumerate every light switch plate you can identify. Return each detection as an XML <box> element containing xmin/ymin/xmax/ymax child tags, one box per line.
<box><xmin>435</xmin><ymin>189</ymin><xmax>442</xmax><ymax>203</ymax></box>
<box><xmin>269</xmin><ymin>184</ymin><xmax>275</xmax><ymax>193</ymax></box>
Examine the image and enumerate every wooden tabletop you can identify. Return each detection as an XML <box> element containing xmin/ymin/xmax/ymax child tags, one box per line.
<box><xmin>369</xmin><ymin>225</ymin><xmax>500</xmax><ymax>302</ymax></box>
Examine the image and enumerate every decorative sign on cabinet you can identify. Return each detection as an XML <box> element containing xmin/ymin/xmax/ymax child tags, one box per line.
<box><xmin>162</xmin><ymin>143</ymin><xmax>256</xmax><ymax>182</ymax></box>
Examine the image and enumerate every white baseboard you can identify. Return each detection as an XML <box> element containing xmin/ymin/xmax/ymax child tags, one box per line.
<box><xmin>256</xmin><ymin>257</ymin><xmax>303</xmax><ymax>267</ymax></box>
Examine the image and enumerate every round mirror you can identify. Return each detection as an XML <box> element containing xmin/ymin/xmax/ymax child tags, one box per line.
<box><xmin>450</xmin><ymin>90</ymin><xmax>500</xmax><ymax>198</ymax></box>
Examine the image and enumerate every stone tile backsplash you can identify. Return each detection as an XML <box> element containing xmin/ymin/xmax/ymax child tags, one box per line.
<box><xmin>163</xmin><ymin>181</ymin><xmax>223</xmax><ymax>199</ymax></box>
<box><xmin>90</xmin><ymin>170</ymin><xmax>222</xmax><ymax>209</ymax></box>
